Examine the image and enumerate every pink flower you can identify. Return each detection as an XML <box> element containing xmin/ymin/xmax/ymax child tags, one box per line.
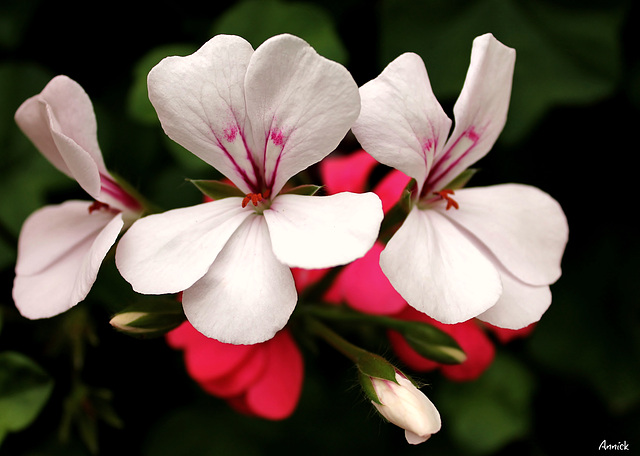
<box><xmin>13</xmin><ymin>75</ymin><xmax>142</xmax><ymax>319</ymax></box>
<box><xmin>167</xmin><ymin>322</ymin><xmax>303</xmax><ymax>420</ymax></box>
<box><xmin>352</xmin><ymin>33</ymin><xmax>569</xmax><ymax>329</ymax></box>
<box><xmin>115</xmin><ymin>34</ymin><xmax>383</xmax><ymax>344</ymax></box>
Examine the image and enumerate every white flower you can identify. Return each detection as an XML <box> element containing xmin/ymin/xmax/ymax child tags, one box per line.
<box><xmin>371</xmin><ymin>371</ymin><xmax>441</xmax><ymax>444</ymax></box>
<box><xmin>115</xmin><ymin>34</ymin><xmax>383</xmax><ymax>344</ymax></box>
<box><xmin>13</xmin><ymin>76</ymin><xmax>142</xmax><ymax>319</ymax></box>
<box><xmin>352</xmin><ymin>33</ymin><xmax>568</xmax><ymax>329</ymax></box>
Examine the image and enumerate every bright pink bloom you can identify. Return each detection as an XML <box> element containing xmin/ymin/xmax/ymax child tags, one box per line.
<box><xmin>167</xmin><ymin>322</ymin><xmax>303</xmax><ymax>420</ymax></box>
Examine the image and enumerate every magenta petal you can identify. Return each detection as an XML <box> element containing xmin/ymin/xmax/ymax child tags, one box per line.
<box><xmin>335</xmin><ymin>242</ymin><xmax>407</xmax><ymax>315</ymax></box>
<box><xmin>319</xmin><ymin>150</ymin><xmax>378</xmax><ymax>194</ymax></box>
<box><xmin>243</xmin><ymin>330</ymin><xmax>304</xmax><ymax>420</ymax></box>
<box><xmin>176</xmin><ymin>326</ymin><xmax>256</xmax><ymax>382</ymax></box>
<box><xmin>373</xmin><ymin>169</ymin><xmax>411</xmax><ymax>214</ymax></box>
<box><xmin>200</xmin><ymin>347</ymin><xmax>267</xmax><ymax>398</ymax></box>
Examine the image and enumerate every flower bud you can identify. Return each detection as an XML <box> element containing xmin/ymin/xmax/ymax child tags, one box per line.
<box><xmin>365</xmin><ymin>370</ymin><xmax>441</xmax><ymax>444</ymax></box>
<box><xmin>110</xmin><ymin>299</ymin><xmax>184</xmax><ymax>338</ymax></box>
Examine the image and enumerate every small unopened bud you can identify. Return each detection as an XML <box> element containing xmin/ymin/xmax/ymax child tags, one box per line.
<box><xmin>365</xmin><ymin>370</ymin><xmax>441</xmax><ymax>444</ymax></box>
<box><xmin>110</xmin><ymin>300</ymin><xmax>184</xmax><ymax>338</ymax></box>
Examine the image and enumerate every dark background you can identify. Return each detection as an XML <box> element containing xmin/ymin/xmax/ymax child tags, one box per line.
<box><xmin>1</xmin><ymin>0</ymin><xmax>638</xmax><ymax>454</ymax></box>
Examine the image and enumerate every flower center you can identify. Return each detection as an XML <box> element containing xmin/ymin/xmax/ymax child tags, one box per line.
<box><xmin>434</xmin><ymin>189</ymin><xmax>459</xmax><ymax>210</ymax></box>
<box><xmin>88</xmin><ymin>201</ymin><xmax>114</xmax><ymax>214</ymax></box>
<box><xmin>241</xmin><ymin>190</ymin><xmax>271</xmax><ymax>209</ymax></box>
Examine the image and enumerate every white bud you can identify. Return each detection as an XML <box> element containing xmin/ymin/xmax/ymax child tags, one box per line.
<box><xmin>371</xmin><ymin>371</ymin><xmax>441</xmax><ymax>444</ymax></box>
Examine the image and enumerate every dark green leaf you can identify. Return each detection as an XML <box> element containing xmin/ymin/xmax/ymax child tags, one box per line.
<box><xmin>0</xmin><ymin>351</ymin><xmax>54</xmax><ymax>444</ymax></box>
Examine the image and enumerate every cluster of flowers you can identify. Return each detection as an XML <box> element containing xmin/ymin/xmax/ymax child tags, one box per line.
<box><xmin>12</xmin><ymin>33</ymin><xmax>568</xmax><ymax>444</ymax></box>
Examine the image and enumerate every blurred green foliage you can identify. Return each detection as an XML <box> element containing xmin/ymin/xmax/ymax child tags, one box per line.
<box><xmin>1</xmin><ymin>0</ymin><xmax>638</xmax><ymax>455</ymax></box>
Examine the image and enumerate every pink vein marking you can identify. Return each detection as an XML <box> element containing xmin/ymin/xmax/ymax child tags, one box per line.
<box><xmin>99</xmin><ymin>174</ymin><xmax>141</xmax><ymax>211</ymax></box>
<box><xmin>427</xmin><ymin>127</ymin><xmax>480</xmax><ymax>189</ymax></box>
<box><xmin>212</xmin><ymin>124</ymin><xmax>259</xmax><ymax>192</ymax></box>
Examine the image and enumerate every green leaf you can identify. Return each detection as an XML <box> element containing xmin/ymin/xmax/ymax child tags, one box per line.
<box><xmin>212</xmin><ymin>0</ymin><xmax>348</xmax><ymax>64</ymax></box>
<box><xmin>379</xmin><ymin>0</ymin><xmax>627</xmax><ymax>143</ymax></box>
<box><xmin>435</xmin><ymin>352</ymin><xmax>535</xmax><ymax>454</ymax></box>
<box><xmin>281</xmin><ymin>184</ymin><xmax>323</xmax><ymax>196</ymax></box>
<box><xmin>0</xmin><ymin>351</ymin><xmax>54</xmax><ymax>444</ymax></box>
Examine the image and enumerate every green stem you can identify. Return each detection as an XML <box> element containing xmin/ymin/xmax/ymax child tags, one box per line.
<box><xmin>305</xmin><ymin>318</ymin><xmax>368</xmax><ymax>363</ymax></box>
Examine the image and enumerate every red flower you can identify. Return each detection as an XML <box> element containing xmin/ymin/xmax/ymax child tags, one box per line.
<box><xmin>166</xmin><ymin>322</ymin><xmax>303</xmax><ymax>420</ymax></box>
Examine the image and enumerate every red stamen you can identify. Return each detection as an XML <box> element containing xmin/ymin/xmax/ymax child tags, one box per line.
<box><xmin>242</xmin><ymin>192</ymin><xmax>264</xmax><ymax>208</ymax></box>
<box><xmin>88</xmin><ymin>201</ymin><xmax>111</xmax><ymax>213</ymax></box>
<box><xmin>435</xmin><ymin>189</ymin><xmax>459</xmax><ymax>210</ymax></box>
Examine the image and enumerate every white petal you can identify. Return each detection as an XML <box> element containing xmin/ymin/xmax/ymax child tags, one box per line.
<box><xmin>477</xmin><ymin>271</ymin><xmax>552</xmax><ymax>329</ymax></box>
<box><xmin>13</xmin><ymin>201</ymin><xmax>123</xmax><ymax>319</ymax></box>
<box><xmin>380</xmin><ymin>207</ymin><xmax>502</xmax><ymax>324</ymax></box>
<box><xmin>148</xmin><ymin>35</ymin><xmax>258</xmax><ymax>193</ymax></box>
<box><xmin>442</xmin><ymin>184</ymin><xmax>568</xmax><ymax>286</ymax></box>
<box><xmin>15</xmin><ymin>75</ymin><xmax>107</xmax><ymax>199</ymax></box>
<box><xmin>115</xmin><ymin>198</ymin><xmax>252</xmax><ymax>294</ymax></box>
<box><xmin>182</xmin><ymin>216</ymin><xmax>297</xmax><ymax>345</ymax></box>
<box><xmin>263</xmin><ymin>193</ymin><xmax>383</xmax><ymax>269</ymax></box>
<box><xmin>352</xmin><ymin>52</ymin><xmax>452</xmax><ymax>193</ymax></box>
<box><xmin>244</xmin><ymin>34</ymin><xmax>360</xmax><ymax>196</ymax></box>
<box><xmin>428</xmin><ymin>34</ymin><xmax>515</xmax><ymax>190</ymax></box>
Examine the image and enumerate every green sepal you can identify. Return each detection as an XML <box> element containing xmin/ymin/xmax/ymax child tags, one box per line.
<box><xmin>355</xmin><ymin>351</ymin><xmax>398</xmax><ymax>384</ymax></box>
<box><xmin>400</xmin><ymin>321</ymin><xmax>467</xmax><ymax>365</ymax></box>
<box><xmin>110</xmin><ymin>298</ymin><xmax>185</xmax><ymax>339</ymax></box>
<box><xmin>299</xmin><ymin>304</ymin><xmax>466</xmax><ymax>364</ymax></box>
<box><xmin>282</xmin><ymin>184</ymin><xmax>323</xmax><ymax>196</ymax></box>
<box><xmin>442</xmin><ymin>168</ymin><xmax>478</xmax><ymax>190</ymax></box>
<box><xmin>188</xmin><ymin>179</ymin><xmax>245</xmax><ymax>200</ymax></box>
<box><xmin>358</xmin><ymin>370</ymin><xmax>383</xmax><ymax>405</ymax></box>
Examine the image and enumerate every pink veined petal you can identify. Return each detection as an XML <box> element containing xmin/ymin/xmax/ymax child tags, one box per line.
<box><xmin>352</xmin><ymin>52</ymin><xmax>452</xmax><ymax>195</ymax></box>
<box><xmin>319</xmin><ymin>149</ymin><xmax>378</xmax><ymax>195</ymax></box>
<box><xmin>264</xmin><ymin>193</ymin><xmax>383</xmax><ymax>269</ymax></box>
<box><xmin>427</xmin><ymin>34</ymin><xmax>516</xmax><ymax>190</ymax></box>
<box><xmin>333</xmin><ymin>242</ymin><xmax>407</xmax><ymax>315</ymax></box>
<box><xmin>244</xmin><ymin>34</ymin><xmax>360</xmax><ymax>196</ymax></box>
<box><xmin>380</xmin><ymin>207</ymin><xmax>502</xmax><ymax>324</ymax></box>
<box><xmin>440</xmin><ymin>184</ymin><xmax>568</xmax><ymax>286</ymax></box>
<box><xmin>148</xmin><ymin>35</ymin><xmax>257</xmax><ymax>194</ymax></box>
<box><xmin>477</xmin><ymin>271</ymin><xmax>552</xmax><ymax>330</ymax></box>
<box><xmin>15</xmin><ymin>76</ymin><xmax>108</xmax><ymax>199</ymax></box>
<box><xmin>243</xmin><ymin>329</ymin><xmax>304</xmax><ymax>420</ymax></box>
<box><xmin>13</xmin><ymin>201</ymin><xmax>123</xmax><ymax>319</ymax></box>
<box><xmin>182</xmin><ymin>216</ymin><xmax>297</xmax><ymax>345</ymax></box>
<box><xmin>115</xmin><ymin>198</ymin><xmax>253</xmax><ymax>295</ymax></box>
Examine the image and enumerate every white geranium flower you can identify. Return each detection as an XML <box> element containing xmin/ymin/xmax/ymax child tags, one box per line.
<box><xmin>13</xmin><ymin>76</ymin><xmax>142</xmax><ymax>319</ymax></box>
<box><xmin>352</xmin><ymin>34</ymin><xmax>568</xmax><ymax>329</ymax></box>
<box><xmin>116</xmin><ymin>34</ymin><xmax>383</xmax><ymax>344</ymax></box>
